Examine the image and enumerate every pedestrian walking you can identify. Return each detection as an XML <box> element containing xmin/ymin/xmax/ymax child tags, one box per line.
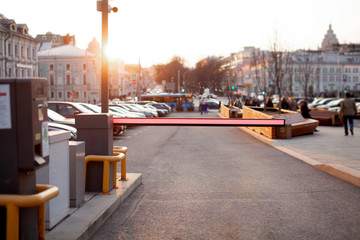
<box><xmin>204</xmin><ymin>102</ymin><xmax>208</xmax><ymax>115</ymax></box>
<box><xmin>199</xmin><ymin>102</ymin><xmax>203</xmax><ymax>115</ymax></box>
<box><xmin>340</xmin><ymin>92</ymin><xmax>357</xmax><ymax>136</ymax></box>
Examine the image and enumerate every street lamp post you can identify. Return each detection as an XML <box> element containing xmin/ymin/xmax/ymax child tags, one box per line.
<box><xmin>101</xmin><ymin>0</ymin><xmax>109</xmax><ymax>113</ymax></box>
<box><xmin>98</xmin><ymin>0</ymin><xmax>117</xmax><ymax>113</ymax></box>
<box><xmin>183</xmin><ymin>70</ymin><xmax>191</xmax><ymax>92</ymax></box>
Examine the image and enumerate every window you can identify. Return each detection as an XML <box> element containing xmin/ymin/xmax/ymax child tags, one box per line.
<box><xmin>329</xmin><ymin>68</ymin><xmax>334</xmax><ymax>73</ymax></box>
<box><xmin>50</xmin><ymin>75</ymin><xmax>54</xmax><ymax>85</ymax></box>
<box><xmin>322</xmin><ymin>76</ymin><xmax>327</xmax><ymax>82</ymax></box>
<box><xmin>58</xmin><ymin>91</ymin><xmax>63</xmax><ymax>98</ymax></box>
<box><xmin>336</xmin><ymin>68</ymin><xmax>341</xmax><ymax>73</ymax></box>
<box><xmin>322</xmin><ymin>68</ymin><xmax>327</xmax><ymax>73</ymax></box>
<box><xmin>354</xmin><ymin>68</ymin><xmax>358</xmax><ymax>73</ymax></box>
<box><xmin>66</xmin><ymin>75</ymin><xmax>71</xmax><ymax>85</ymax></box>
<box><xmin>8</xmin><ymin>68</ymin><xmax>12</xmax><ymax>77</ymax></box>
<box><xmin>329</xmin><ymin>76</ymin><xmax>334</xmax><ymax>82</ymax></box>
<box><xmin>316</xmin><ymin>68</ymin><xmax>320</xmax><ymax>74</ymax></box>
<box><xmin>58</xmin><ymin>64</ymin><xmax>62</xmax><ymax>71</ymax></box>
<box><xmin>84</xmin><ymin>92</ymin><xmax>87</xmax><ymax>98</ymax></box>
<box><xmin>348</xmin><ymin>76</ymin><xmax>352</xmax><ymax>82</ymax></box>
<box><xmin>21</xmin><ymin>46</ymin><xmax>25</xmax><ymax>58</ymax></box>
<box><xmin>27</xmin><ymin>48</ymin><xmax>30</xmax><ymax>59</ymax></box>
<box><xmin>32</xmin><ymin>49</ymin><xmax>35</xmax><ymax>59</ymax></box>
<box><xmin>15</xmin><ymin>45</ymin><xmax>18</xmax><ymax>56</ymax></box>
<box><xmin>66</xmin><ymin>64</ymin><xmax>71</xmax><ymax>71</ymax></box>
<box><xmin>354</xmin><ymin>76</ymin><xmax>359</xmax><ymax>82</ymax></box>
<box><xmin>8</xmin><ymin>43</ymin><xmax>12</xmax><ymax>55</ymax></box>
<box><xmin>83</xmin><ymin>64</ymin><xmax>86</xmax><ymax>70</ymax></box>
<box><xmin>58</xmin><ymin>104</ymin><xmax>77</xmax><ymax>116</ymax></box>
<box><xmin>53</xmin><ymin>36</ymin><xmax>57</xmax><ymax>41</ymax></box>
<box><xmin>50</xmin><ymin>64</ymin><xmax>54</xmax><ymax>71</ymax></box>
<box><xmin>83</xmin><ymin>75</ymin><xmax>86</xmax><ymax>85</ymax></box>
<box><xmin>50</xmin><ymin>92</ymin><xmax>54</xmax><ymax>98</ymax></box>
<box><xmin>75</xmin><ymin>92</ymin><xmax>79</xmax><ymax>98</ymax></box>
<box><xmin>42</xmin><ymin>36</ymin><xmax>47</xmax><ymax>41</ymax></box>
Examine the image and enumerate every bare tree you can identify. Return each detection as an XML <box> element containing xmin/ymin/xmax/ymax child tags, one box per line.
<box><xmin>153</xmin><ymin>56</ymin><xmax>189</xmax><ymax>92</ymax></box>
<box><xmin>250</xmin><ymin>48</ymin><xmax>264</xmax><ymax>95</ymax></box>
<box><xmin>194</xmin><ymin>56</ymin><xmax>222</xmax><ymax>93</ymax></box>
<box><xmin>266</xmin><ymin>39</ymin><xmax>292</xmax><ymax>112</ymax></box>
<box><xmin>292</xmin><ymin>53</ymin><xmax>316</xmax><ymax>98</ymax></box>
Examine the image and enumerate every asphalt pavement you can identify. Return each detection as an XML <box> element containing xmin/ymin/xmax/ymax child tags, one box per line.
<box><xmin>46</xmin><ymin>109</ymin><xmax>360</xmax><ymax>239</ymax></box>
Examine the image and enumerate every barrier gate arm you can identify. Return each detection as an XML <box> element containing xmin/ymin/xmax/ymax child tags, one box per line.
<box><xmin>0</xmin><ymin>184</ymin><xmax>59</xmax><ymax>240</ymax></box>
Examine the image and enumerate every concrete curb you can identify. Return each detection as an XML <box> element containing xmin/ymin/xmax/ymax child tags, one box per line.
<box><xmin>46</xmin><ymin>173</ymin><xmax>142</xmax><ymax>240</ymax></box>
<box><xmin>239</xmin><ymin>126</ymin><xmax>360</xmax><ymax>188</ymax></box>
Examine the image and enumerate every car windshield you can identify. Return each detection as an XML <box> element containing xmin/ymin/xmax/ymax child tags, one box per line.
<box><xmin>79</xmin><ymin>103</ymin><xmax>101</xmax><ymax>113</ymax></box>
<box><xmin>48</xmin><ymin>109</ymin><xmax>67</xmax><ymax>121</ymax></box>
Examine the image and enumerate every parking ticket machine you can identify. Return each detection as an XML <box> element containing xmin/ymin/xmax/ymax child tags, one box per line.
<box><xmin>0</xmin><ymin>78</ymin><xmax>49</xmax><ymax>239</ymax></box>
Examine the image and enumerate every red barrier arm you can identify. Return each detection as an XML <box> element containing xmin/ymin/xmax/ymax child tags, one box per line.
<box><xmin>113</xmin><ymin>118</ymin><xmax>285</xmax><ymax>127</ymax></box>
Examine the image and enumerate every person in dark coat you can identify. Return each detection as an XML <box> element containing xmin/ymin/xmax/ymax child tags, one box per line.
<box><xmin>300</xmin><ymin>98</ymin><xmax>311</xmax><ymax>118</ymax></box>
<box><xmin>301</xmin><ymin>98</ymin><xmax>319</xmax><ymax>132</ymax></box>
<box><xmin>265</xmin><ymin>97</ymin><xmax>274</xmax><ymax>108</ymax></box>
<box><xmin>280</xmin><ymin>96</ymin><xmax>289</xmax><ymax>110</ymax></box>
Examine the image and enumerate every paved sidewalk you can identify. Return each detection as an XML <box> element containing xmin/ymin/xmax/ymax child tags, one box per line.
<box><xmin>240</xmin><ymin>125</ymin><xmax>360</xmax><ymax>187</ymax></box>
<box><xmin>45</xmin><ymin>173</ymin><xmax>142</xmax><ymax>240</ymax></box>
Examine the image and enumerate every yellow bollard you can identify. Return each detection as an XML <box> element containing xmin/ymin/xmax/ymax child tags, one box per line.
<box><xmin>85</xmin><ymin>153</ymin><xmax>125</xmax><ymax>194</ymax></box>
<box><xmin>0</xmin><ymin>184</ymin><xmax>59</xmax><ymax>240</ymax></box>
<box><xmin>113</xmin><ymin>146</ymin><xmax>128</xmax><ymax>181</ymax></box>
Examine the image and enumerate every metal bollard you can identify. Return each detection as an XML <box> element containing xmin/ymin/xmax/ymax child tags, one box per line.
<box><xmin>85</xmin><ymin>153</ymin><xmax>125</xmax><ymax>194</ymax></box>
<box><xmin>0</xmin><ymin>184</ymin><xmax>59</xmax><ymax>240</ymax></box>
<box><xmin>113</xmin><ymin>146</ymin><xmax>128</xmax><ymax>181</ymax></box>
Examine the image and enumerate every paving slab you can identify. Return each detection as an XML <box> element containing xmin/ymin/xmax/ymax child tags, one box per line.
<box><xmin>240</xmin><ymin>125</ymin><xmax>360</xmax><ymax>187</ymax></box>
<box><xmin>46</xmin><ymin>173</ymin><xmax>142</xmax><ymax>240</ymax></box>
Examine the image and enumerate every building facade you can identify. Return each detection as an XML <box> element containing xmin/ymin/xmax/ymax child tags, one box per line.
<box><xmin>0</xmin><ymin>13</ymin><xmax>38</xmax><ymax>78</ymax></box>
<box><xmin>38</xmin><ymin>45</ymin><xmax>101</xmax><ymax>103</ymax></box>
<box><xmin>219</xmin><ymin>25</ymin><xmax>360</xmax><ymax>98</ymax></box>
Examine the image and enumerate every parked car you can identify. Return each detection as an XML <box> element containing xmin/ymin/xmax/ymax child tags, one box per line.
<box><xmin>119</xmin><ymin>104</ymin><xmax>155</xmax><ymax>117</ymax></box>
<box><xmin>48</xmin><ymin>101</ymin><xmax>125</xmax><ymax>136</ymax></box>
<box><xmin>48</xmin><ymin>101</ymin><xmax>93</xmax><ymax>118</ymax></box>
<box><xmin>308</xmin><ymin>98</ymin><xmax>335</xmax><ymax>108</ymax></box>
<box><xmin>142</xmin><ymin>104</ymin><xmax>167</xmax><ymax>117</ymax></box>
<box><xmin>109</xmin><ymin>106</ymin><xmax>146</xmax><ymax>118</ymax></box>
<box><xmin>48</xmin><ymin>122</ymin><xmax>77</xmax><ymax>140</ymax></box>
<box><xmin>137</xmin><ymin>101</ymin><xmax>171</xmax><ymax>114</ymax></box>
<box><xmin>47</xmin><ymin>109</ymin><xmax>75</xmax><ymax>127</ymax></box>
<box><xmin>201</xmin><ymin>99</ymin><xmax>220</xmax><ymax>109</ymax></box>
<box><xmin>316</xmin><ymin>98</ymin><xmax>343</xmax><ymax>110</ymax></box>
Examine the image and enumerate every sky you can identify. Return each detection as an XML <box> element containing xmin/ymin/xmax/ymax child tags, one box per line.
<box><xmin>2</xmin><ymin>0</ymin><xmax>360</xmax><ymax>68</ymax></box>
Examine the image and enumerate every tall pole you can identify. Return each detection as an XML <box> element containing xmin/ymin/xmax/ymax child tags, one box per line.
<box><xmin>101</xmin><ymin>0</ymin><xmax>109</xmax><ymax>113</ymax></box>
<box><xmin>178</xmin><ymin>70</ymin><xmax>180</xmax><ymax>93</ymax></box>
